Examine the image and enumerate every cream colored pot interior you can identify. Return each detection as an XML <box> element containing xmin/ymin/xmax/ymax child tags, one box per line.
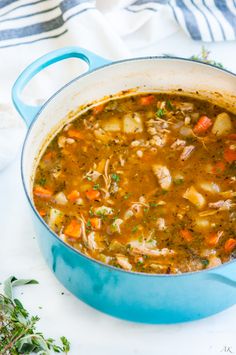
<box><xmin>22</xmin><ymin>58</ymin><xmax>236</xmax><ymax>194</ymax></box>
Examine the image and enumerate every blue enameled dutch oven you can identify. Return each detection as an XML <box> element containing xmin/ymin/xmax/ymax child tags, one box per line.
<box><xmin>12</xmin><ymin>47</ymin><xmax>236</xmax><ymax>324</ymax></box>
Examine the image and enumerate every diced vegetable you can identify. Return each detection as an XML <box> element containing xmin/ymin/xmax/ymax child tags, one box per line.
<box><xmin>85</xmin><ymin>189</ymin><xmax>101</xmax><ymax>200</ymax></box>
<box><xmin>224</xmin><ymin>147</ymin><xmax>236</xmax><ymax>162</ymax></box>
<box><xmin>90</xmin><ymin>217</ymin><xmax>101</xmax><ymax>230</ymax></box>
<box><xmin>123</xmin><ymin>113</ymin><xmax>143</xmax><ymax>133</ymax></box>
<box><xmin>92</xmin><ymin>104</ymin><xmax>105</xmax><ymax>115</ymax></box>
<box><xmin>102</xmin><ymin>117</ymin><xmax>122</xmax><ymax>132</ymax></box>
<box><xmin>139</xmin><ymin>95</ymin><xmax>155</xmax><ymax>106</ymax></box>
<box><xmin>67</xmin><ymin>190</ymin><xmax>80</xmax><ymax>202</ymax></box>
<box><xmin>193</xmin><ymin>115</ymin><xmax>212</xmax><ymax>134</ymax></box>
<box><xmin>67</xmin><ymin>129</ymin><xmax>84</xmax><ymax>139</ymax></box>
<box><xmin>211</xmin><ymin>161</ymin><xmax>226</xmax><ymax>174</ymax></box>
<box><xmin>64</xmin><ymin>219</ymin><xmax>81</xmax><ymax>238</ymax></box>
<box><xmin>180</xmin><ymin>229</ymin><xmax>193</xmax><ymax>242</ymax></box>
<box><xmin>212</xmin><ymin>112</ymin><xmax>232</xmax><ymax>136</ymax></box>
<box><xmin>183</xmin><ymin>186</ymin><xmax>205</xmax><ymax>209</ymax></box>
<box><xmin>199</xmin><ymin>181</ymin><xmax>220</xmax><ymax>194</ymax></box>
<box><xmin>48</xmin><ymin>208</ymin><xmax>64</xmax><ymax>230</ymax></box>
<box><xmin>227</xmin><ymin>133</ymin><xmax>236</xmax><ymax>140</ymax></box>
<box><xmin>224</xmin><ymin>238</ymin><xmax>236</xmax><ymax>253</ymax></box>
<box><xmin>207</xmin><ymin>231</ymin><xmax>223</xmax><ymax>247</ymax></box>
<box><xmin>33</xmin><ymin>185</ymin><xmax>53</xmax><ymax>199</ymax></box>
<box><xmin>39</xmin><ymin>210</ymin><xmax>46</xmax><ymax>217</ymax></box>
<box><xmin>54</xmin><ymin>192</ymin><xmax>68</xmax><ymax>205</ymax></box>
<box><xmin>194</xmin><ymin>218</ymin><xmax>210</xmax><ymax>230</ymax></box>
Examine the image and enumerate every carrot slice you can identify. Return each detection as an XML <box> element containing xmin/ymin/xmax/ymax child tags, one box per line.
<box><xmin>64</xmin><ymin>219</ymin><xmax>81</xmax><ymax>238</ymax></box>
<box><xmin>85</xmin><ymin>189</ymin><xmax>100</xmax><ymax>200</ymax></box>
<box><xmin>224</xmin><ymin>238</ymin><xmax>236</xmax><ymax>253</ymax></box>
<box><xmin>90</xmin><ymin>217</ymin><xmax>101</xmax><ymax>230</ymax></box>
<box><xmin>33</xmin><ymin>185</ymin><xmax>53</xmax><ymax>199</ymax></box>
<box><xmin>193</xmin><ymin>115</ymin><xmax>213</xmax><ymax>134</ymax></box>
<box><xmin>139</xmin><ymin>95</ymin><xmax>155</xmax><ymax>106</ymax></box>
<box><xmin>224</xmin><ymin>147</ymin><xmax>236</xmax><ymax>163</ymax></box>
<box><xmin>67</xmin><ymin>190</ymin><xmax>80</xmax><ymax>202</ymax></box>
<box><xmin>211</xmin><ymin>161</ymin><xmax>226</xmax><ymax>174</ymax></box>
<box><xmin>67</xmin><ymin>129</ymin><xmax>84</xmax><ymax>139</ymax></box>
<box><xmin>180</xmin><ymin>229</ymin><xmax>193</xmax><ymax>242</ymax></box>
<box><xmin>227</xmin><ymin>133</ymin><xmax>236</xmax><ymax>140</ymax></box>
<box><xmin>207</xmin><ymin>231</ymin><xmax>223</xmax><ymax>247</ymax></box>
<box><xmin>39</xmin><ymin>210</ymin><xmax>46</xmax><ymax>217</ymax></box>
<box><xmin>43</xmin><ymin>151</ymin><xmax>55</xmax><ymax>162</ymax></box>
<box><xmin>92</xmin><ymin>104</ymin><xmax>105</xmax><ymax>115</ymax></box>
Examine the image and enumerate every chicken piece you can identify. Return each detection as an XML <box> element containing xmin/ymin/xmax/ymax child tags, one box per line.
<box><xmin>87</xmin><ymin>232</ymin><xmax>98</xmax><ymax>251</ymax></box>
<box><xmin>183</xmin><ymin>186</ymin><xmax>205</xmax><ymax>209</ymax></box>
<box><xmin>156</xmin><ymin>218</ymin><xmax>167</xmax><ymax>231</ymax></box>
<box><xmin>170</xmin><ymin>139</ymin><xmax>186</xmax><ymax>150</ymax></box>
<box><xmin>180</xmin><ymin>145</ymin><xmax>195</xmax><ymax>161</ymax></box>
<box><xmin>152</xmin><ymin>164</ymin><xmax>172</xmax><ymax>190</ymax></box>
<box><xmin>130</xmin><ymin>245</ymin><xmax>175</xmax><ymax>257</ymax></box>
<box><xmin>208</xmin><ymin>199</ymin><xmax>233</xmax><ymax>210</ymax></box>
<box><xmin>116</xmin><ymin>255</ymin><xmax>132</xmax><ymax>271</ymax></box>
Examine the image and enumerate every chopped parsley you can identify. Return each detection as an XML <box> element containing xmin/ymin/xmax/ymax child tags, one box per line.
<box><xmin>38</xmin><ymin>177</ymin><xmax>46</xmax><ymax>186</ymax></box>
<box><xmin>93</xmin><ymin>183</ymin><xmax>100</xmax><ymax>190</ymax></box>
<box><xmin>156</xmin><ymin>108</ymin><xmax>165</xmax><ymax>118</ymax></box>
<box><xmin>86</xmin><ymin>176</ymin><xmax>92</xmax><ymax>181</ymax></box>
<box><xmin>131</xmin><ymin>225</ymin><xmax>138</xmax><ymax>233</ymax></box>
<box><xmin>111</xmin><ymin>173</ymin><xmax>120</xmax><ymax>182</ymax></box>
<box><xmin>124</xmin><ymin>193</ymin><xmax>132</xmax><ymax>200</ymax></box>
<box><xmin>166</xmin><ymin>99</ymin><xmax>174</xmax><ymax>111</ymax></box>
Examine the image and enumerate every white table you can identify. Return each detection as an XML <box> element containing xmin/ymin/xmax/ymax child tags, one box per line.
<box><xmin>1</xmin><ymin>31</ymin><xmax>236</xmax><ymax>355</ymax></box>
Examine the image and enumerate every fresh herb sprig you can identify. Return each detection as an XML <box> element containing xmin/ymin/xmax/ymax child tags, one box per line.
<box><xmin>190</xmin><ymin>46</ymin><xmax>224</xmax><ymax>68</ymax></box>
<box><xmin>0</xmin><ymin>276</ymin><xmax>70</xmax><ymax>355</ymax></box>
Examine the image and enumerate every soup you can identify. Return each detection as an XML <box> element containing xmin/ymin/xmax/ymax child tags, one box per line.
<box><xmin>33</xmin><ymin>93</ymin><xmax>236</xmax><ymax>274</ymax></box>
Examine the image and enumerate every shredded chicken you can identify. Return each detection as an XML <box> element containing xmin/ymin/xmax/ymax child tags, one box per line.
<box><xmin>208</xmin><ymin>199</ymin><xmax>234</xmax><ymax>210</ymax></box>
<box><xmin>180</xmin><ymin>145</ymin><xmax>195</xmax><ymax>161</ymax></box>
<box><xmin>170</xmin><ymin>139</ymin><xmax>186</xmax><ymax>150</ymax></box>
<box><xmin>116</xmin><ymin>255</ymin><xmax>132</xmax><ymax>271</ymax></box>
<box><xmin>83</xmin><ymin>170</ymin><xmax>101</xmax><ymax>182</ymax></box>
<box><xmin>87</xmin><ymin>231</ymin><xmax>97</xmax><ymax>250</ymax></box>
<box><xmin>152</xmin><ymin>164</ymin><xmax>172</xmax><ymax>190</ymax></box>
<box><xmin>129</xmin><ymin>244</ymin><xmax>175</xmax><ymax>257</ymax></box>
<box><xmin>156</xmin><ymin>218</ymin><xmax>167</xmax><ymax>231</ymax></box>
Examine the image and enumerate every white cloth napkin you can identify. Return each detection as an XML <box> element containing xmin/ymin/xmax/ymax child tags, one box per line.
<box><xmin>0</xmin><ymin>0</ymin><xmax>235</xmax><ymax>170</ymax></box>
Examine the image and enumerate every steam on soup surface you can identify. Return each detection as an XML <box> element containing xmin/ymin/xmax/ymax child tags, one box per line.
<box><xmin>33</xmin><ymin>93</ymin><xmax>236</xmax><ymax>274</ymax></box>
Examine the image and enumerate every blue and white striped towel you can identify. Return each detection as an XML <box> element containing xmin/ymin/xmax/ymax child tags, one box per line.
<box><xmin>0</xmin><ymin>0</ymin><xmax>235</xmax><ymax>50</ymax></box>
<box><xmin>0</xmin><ymin>0</ymin><xmax>235</xmax><ymax>170</ymax></box>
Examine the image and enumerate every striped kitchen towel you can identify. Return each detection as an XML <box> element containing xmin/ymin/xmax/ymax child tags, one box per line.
<box><xmin>0</xmin><ymin>0</ymin><xmax>235</xmax><ymax>50</ymax></box>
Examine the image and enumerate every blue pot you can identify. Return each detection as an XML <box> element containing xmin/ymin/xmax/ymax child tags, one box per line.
<box><xmin>12</xmin><ymin>47</ymin><xmax>236</xmax><ymax>323</ymax></box>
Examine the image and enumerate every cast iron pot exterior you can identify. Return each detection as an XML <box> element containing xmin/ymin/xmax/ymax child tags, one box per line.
<box><xmin>12</xmin><ymin>47</ymin><xmax>236</xmax><ymax>323</ymax></box>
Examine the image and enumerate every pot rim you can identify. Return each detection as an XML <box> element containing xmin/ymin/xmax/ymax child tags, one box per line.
<box><xmin>21</xmin><ymin>55</ymin><xmax>236</xmax><ymax>278</ymax></box>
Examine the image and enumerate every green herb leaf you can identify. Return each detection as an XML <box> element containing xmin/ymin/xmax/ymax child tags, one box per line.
<box><xmin>124</xmin><ymin>193</ymin><xmax>132</xmax><ymax>200</ymax></box>
<box><xmin>156</xmin><ymin>108</ymin><xmax>165</xmax><ymax>118</ymax></box>
<box><xmin>166</xmin><ymin>100</ymin><xmax>174</xmax><ymax>111</ymax></box>
<box><xmin>111</xmin><ymin>173</ymin><xmax>120</xmax><ymax>182</ymax></box>
<box><xmin>0</xmin><ymin>276</ymin><xmax>70</xmax><ymax>354</ymax></box>
<box><xmin>38</xmin><ymin>177</ymin><xmax>47</xmax><ymax>186</ymax></box>
<box><xmin>93</xmin><ymin>184</ymin><xmax>100</xmax><ymax>190</ymax></box>
<box><xmin>131</xmin><ymin>226</ymin><xmax>138</xmax><ymax>233</ymax></box>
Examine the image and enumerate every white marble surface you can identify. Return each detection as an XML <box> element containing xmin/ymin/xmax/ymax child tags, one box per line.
<box><xmin>1</xmin><ymin>31</ymin><xmax>236</xmax><ymax>355</ymax></box>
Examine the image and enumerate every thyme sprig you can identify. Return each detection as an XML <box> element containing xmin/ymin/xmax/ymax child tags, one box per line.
<box><xmin>0</xmin><ymin>276</ymin><xmax>70</xmax><ymax>354</ymax></box>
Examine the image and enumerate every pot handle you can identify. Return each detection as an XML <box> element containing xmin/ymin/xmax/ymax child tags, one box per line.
<box><xmin>12</xmin><ymin>46</ymin><xmax>110</xmax><ymax>126</ymax></box>
<box><xmin>206</xmin><ymin>269</ymin><xmax>236</xmax><ymax>288</ymax></box>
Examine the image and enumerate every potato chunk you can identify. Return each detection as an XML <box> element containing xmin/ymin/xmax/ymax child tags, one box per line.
<box><xmin>123</xmin><ymin>113</ymin><xmax>143</xmax><ymax>133</ymax></box>
<box><xmin>212</xmin><ymin>112</ymin><xmax>232</xmax><ymax>136</ymax></box>
<box><xmin>102</xmin><ymin>117</ymin><xmax>122</xmax><ymax>132</ymax></box>
<box><xmin>183</xmin><ymin>186</ymin><xmax>205</xmax><ymax>209</ymax></box>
